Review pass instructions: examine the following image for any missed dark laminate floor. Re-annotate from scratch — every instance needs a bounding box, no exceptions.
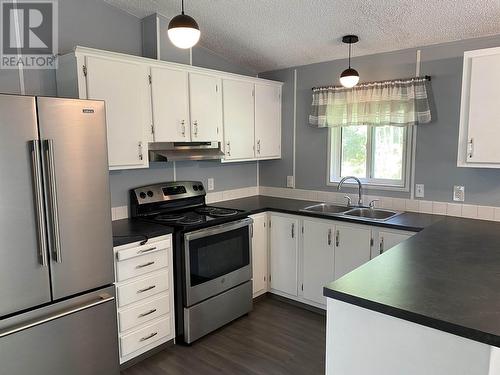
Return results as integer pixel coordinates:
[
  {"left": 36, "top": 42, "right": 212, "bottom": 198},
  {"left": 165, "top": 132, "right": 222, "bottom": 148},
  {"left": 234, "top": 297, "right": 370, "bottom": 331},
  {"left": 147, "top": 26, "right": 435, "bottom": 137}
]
[{"left": 122, "top": 295, "right": 326, "bottom": 375}]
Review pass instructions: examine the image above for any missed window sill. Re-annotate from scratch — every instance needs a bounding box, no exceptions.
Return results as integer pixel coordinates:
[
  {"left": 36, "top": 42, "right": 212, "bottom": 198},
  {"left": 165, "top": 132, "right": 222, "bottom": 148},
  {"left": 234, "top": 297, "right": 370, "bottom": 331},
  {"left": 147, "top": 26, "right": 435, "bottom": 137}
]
[{"left": 327, "top": 180, "right": 409, "bottom": 193}]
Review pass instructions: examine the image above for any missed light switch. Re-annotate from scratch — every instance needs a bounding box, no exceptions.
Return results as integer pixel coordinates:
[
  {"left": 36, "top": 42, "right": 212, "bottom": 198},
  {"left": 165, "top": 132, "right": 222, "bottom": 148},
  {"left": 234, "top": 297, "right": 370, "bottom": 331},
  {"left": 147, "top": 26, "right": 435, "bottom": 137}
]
[{"left": 415, "top": 184, "right": 425, "bottom": 198}]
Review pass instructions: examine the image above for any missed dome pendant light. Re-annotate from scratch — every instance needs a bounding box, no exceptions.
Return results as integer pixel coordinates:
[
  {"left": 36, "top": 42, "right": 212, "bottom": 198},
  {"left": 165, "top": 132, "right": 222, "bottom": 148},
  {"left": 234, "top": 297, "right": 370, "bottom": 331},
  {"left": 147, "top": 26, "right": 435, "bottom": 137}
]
[
  {"left": 340, "top": 35, "right": 360, "bottom": 88},
  {"left": 167, "top": 0, "right": 200, "bottom": 49}
]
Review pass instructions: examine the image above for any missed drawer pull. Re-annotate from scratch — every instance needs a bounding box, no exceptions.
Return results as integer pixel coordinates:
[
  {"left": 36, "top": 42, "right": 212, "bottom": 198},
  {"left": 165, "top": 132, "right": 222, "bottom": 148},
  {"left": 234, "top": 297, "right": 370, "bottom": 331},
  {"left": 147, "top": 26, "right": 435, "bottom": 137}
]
[
  {"left": 138, "top": 308, "right": 157, "bottom": 318},
  {"left": 138, "top": 247, "right": 157, "bottom": 254},
  {"left": 137, "top": 285, "right": 156, "bottom": 294},
  {"left": 140, "top": 331, "right": 158, "bottom": 342},
  {"left": 136, "top": 261, "right": 155, "bottom": 269}
]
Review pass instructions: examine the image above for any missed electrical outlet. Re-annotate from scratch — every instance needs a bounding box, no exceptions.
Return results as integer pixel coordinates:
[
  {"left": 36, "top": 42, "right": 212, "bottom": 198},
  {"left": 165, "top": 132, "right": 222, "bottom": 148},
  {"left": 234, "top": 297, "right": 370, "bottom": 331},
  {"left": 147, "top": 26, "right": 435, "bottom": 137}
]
[
  {"left": 415, "top": 184, "right": 425, "bottom": 198},
  {"left": 207, "top": 178, "right": 215, "bottom": 191},
  {"left": 453, "top": 185, "right": 465, "bottom": 202},
  {"left": 286, "top": 176, "right": 295, "bottom": 188}
]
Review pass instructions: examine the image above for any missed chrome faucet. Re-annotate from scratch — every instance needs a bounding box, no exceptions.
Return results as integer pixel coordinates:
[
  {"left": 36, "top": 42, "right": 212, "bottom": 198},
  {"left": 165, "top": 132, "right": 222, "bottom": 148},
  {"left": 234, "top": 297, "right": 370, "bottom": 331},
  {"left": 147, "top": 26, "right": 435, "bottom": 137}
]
[{"left": 337, "top": 176, "right": 363, "bottom": 207}]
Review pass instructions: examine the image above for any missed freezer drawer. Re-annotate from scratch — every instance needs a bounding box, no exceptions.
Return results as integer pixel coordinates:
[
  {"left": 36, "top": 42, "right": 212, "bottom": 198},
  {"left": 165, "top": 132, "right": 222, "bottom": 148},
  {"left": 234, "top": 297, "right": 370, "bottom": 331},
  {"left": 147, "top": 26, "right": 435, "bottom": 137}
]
[{"left": 0, "top": 286, "right": 119, "bottom": 375}]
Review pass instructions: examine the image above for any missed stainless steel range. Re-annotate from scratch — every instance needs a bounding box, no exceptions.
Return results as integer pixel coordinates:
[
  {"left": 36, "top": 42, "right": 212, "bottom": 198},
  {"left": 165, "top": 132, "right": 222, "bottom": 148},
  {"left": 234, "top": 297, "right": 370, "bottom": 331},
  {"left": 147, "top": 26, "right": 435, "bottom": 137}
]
[{"left": 130, "top": 181, "right": 253, "bottom": 344}]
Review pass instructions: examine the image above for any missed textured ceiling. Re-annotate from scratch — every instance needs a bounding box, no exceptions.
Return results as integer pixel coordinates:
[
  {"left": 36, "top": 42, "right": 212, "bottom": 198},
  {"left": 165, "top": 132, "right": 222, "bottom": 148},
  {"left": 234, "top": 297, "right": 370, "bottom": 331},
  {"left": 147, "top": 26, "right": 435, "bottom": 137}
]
[{"left": 104, "top": 0, "right": 500, "bottom": 72}]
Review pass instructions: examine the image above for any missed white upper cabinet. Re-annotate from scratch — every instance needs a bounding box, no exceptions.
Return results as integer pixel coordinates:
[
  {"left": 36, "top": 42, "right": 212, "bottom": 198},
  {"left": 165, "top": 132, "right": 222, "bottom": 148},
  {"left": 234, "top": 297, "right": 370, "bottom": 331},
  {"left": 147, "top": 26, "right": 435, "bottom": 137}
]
[
  {"left": 189, "top": 73, "right": 221, "bottom": 142},
  {"left": 56, "top": 47, "right": 282, "bottom": 169},
  {"left": 302, "top": 219, "right": 334, "bottom": 306},
  {"left": 150, "top": 67, "right": 190, "bottom": 142},
  {"left": 255, "top": 83, "right": 281, "bottom": 159},
  {"left": 84, "top": 56, "right": 150, "bottom": 170},
  {"left": 222, "top": 79, "right": 255, "bottom": 160},
  {"left": 334, "top": 224, "right": 371, "bottom": 280},
  {"left": 458, "top": 47, "right": 500, "bottom": 168}
]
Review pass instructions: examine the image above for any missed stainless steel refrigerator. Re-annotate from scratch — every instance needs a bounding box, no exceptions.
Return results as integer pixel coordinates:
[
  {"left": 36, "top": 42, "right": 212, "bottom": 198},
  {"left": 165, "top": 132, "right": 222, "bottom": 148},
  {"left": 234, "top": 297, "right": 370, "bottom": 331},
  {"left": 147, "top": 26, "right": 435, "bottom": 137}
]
[{"left": 0, "top": 94, "right": 119, "bottom": 374}]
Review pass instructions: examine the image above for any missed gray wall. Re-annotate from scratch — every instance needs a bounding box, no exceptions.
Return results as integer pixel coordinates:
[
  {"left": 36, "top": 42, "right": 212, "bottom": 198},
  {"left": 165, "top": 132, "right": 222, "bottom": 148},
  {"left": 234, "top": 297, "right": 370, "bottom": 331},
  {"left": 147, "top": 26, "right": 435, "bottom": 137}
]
[
  {"left": 0, "top": 0, "right": 258, "bottom": 208},
  {"left": 260, "top": 35, "right": 500, "bottom": 206}
]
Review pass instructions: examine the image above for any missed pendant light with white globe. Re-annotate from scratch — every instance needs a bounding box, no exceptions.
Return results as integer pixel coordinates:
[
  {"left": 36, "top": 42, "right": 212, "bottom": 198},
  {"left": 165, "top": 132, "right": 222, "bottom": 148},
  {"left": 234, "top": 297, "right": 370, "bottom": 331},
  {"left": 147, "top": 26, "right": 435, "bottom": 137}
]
[
  {"left": 167, "top": 0, "right": 200, "bottom": 49},
  {"left": 340, "top": 35, "right": 360, "bottom": 88}
]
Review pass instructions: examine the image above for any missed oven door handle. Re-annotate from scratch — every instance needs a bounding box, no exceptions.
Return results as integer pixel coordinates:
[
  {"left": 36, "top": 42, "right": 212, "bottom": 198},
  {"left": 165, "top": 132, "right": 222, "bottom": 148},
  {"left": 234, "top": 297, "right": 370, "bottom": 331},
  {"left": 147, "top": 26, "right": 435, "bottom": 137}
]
[{"left": 183, "top": 218, "right": 254, "bottom": 241}]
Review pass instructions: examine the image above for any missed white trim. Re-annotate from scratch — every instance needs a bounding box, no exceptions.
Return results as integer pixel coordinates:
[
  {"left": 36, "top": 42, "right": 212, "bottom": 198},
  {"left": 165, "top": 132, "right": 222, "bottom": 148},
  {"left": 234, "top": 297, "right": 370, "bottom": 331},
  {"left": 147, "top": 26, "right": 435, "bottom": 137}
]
[
  {"left": 155, "top": 15, "right": 161, "bottom": 60},
  {"left": 257, "top": 160, "right": 260, "bottom": 187},
  {"left": 292, "top": 69, "right": 297, "bottom": 188},
  {"left": 189, "top": 48, "right": 193, "bottom": 65},
  {"left": 411, "top": 50, "right": 421, "bottom": 199},
  {"left": 327, "top": 126, "right": 411, "bottom": 192}
]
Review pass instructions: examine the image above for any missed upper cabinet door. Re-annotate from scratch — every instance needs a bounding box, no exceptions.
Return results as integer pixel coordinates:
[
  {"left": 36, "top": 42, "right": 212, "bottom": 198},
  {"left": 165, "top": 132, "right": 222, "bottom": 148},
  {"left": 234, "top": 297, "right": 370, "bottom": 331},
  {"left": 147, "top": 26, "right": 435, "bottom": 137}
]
[
  {"left": 189, "top": 73, "right": 221, "bottom": 142},
  {"left": 151, "top": 67, "right": 190, "bottom": 142},
  {"left": 85, "top": 56, "right": 150, "bottom": 169},
  {"left": 466, "top": 53, "right": 500, "bottom": 163},
  {"left": 222, "top": 79, "right": 255, "bottom": 160},
  {"left": 255, "top": 84, "right": 281, "bottom": 158}
]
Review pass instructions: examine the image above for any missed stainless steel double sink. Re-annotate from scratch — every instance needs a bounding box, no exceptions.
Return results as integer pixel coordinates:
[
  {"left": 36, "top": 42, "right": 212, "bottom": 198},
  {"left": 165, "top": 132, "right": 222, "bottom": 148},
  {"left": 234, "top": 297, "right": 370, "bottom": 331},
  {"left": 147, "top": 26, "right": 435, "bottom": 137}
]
[{"left": 300, "top": 203, "right": 402, "bottom": 222}]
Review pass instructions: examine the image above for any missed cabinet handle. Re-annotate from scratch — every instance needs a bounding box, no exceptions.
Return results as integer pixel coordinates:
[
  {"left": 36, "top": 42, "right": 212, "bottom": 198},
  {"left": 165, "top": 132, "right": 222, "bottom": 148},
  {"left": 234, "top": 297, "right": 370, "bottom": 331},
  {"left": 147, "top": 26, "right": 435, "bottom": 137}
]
[
  {"left": 467, "top": 138, "right": 474, "bottom": 159},
  {"left": 291, "top": 223, "right": 295, "bottom": 238},
  {"left": 138, "top": 308, "right": 157, "bottom": 318},
  {"left": 136, "top": 261, "right": 155, "bottom": 269},
  {"left": 138, "top": 247, "right": 157, "bottom": 254},
  {"left": 335, "top": 230, "right": 340, "bottom": 247},
  {"left": 193, "top": 120, "right": 198, "bottom": 137},
  {"left": 137, "top": 285, "right": 156, "bottom": 294},
  {"left": 138, "top": 141, "right": 143, "bottom": 161},
  {"left": 257, "top": 139, "right": 261, "bottom": 154},
  {"left": 139, "top": 331, "right": 158, "bottom": 342},
  {"left": 328, "top": 228, "right": 332, "bottom": 246},
  {"left": 181, "top": 120, "right": 186, "bottom": 137},
  {"left": 226, "top": 141, "right": 231, "bottom": 156},
  {"left": 380, "top": 237, "right": 385, "bottom": 254}
]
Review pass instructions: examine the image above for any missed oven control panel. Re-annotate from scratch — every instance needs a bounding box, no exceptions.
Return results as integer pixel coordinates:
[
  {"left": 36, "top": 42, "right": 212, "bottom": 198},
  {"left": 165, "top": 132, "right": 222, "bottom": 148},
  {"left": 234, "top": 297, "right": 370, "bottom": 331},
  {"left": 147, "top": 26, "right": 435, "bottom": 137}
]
[{"left": 131, "top": 181, "right": 206, "bottom": 204}]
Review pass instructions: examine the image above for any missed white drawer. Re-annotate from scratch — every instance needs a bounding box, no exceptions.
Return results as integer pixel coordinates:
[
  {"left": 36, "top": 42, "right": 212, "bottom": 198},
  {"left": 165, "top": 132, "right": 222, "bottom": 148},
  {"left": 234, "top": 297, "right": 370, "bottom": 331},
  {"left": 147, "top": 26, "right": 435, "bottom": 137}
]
[
  {"left": 116, "top": 238, "right": 171, "bottom": 262},
  {"left": 117, "top": 270, "right": 169, "bottom": 307},
  {"left": 116, "top": 249, "right": 168, "bottom": 282},
  {"left": 120, "top": 316, "right": 171, "bottom": 357},
  {"left": 118, "top": 293, "right": 171, "bottom": 332}
]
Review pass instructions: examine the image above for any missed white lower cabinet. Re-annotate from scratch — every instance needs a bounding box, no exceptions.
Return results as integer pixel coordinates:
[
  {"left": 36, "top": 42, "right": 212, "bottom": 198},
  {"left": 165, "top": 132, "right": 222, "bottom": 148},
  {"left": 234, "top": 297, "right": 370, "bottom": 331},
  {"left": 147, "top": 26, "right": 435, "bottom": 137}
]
[
  {"left": 334, "top": 224, "right": 372, "bottom": 280},
  {"left": 250, "top": 213, "right": 269, "bottom": 297},
  {"left": 302, "top": 219, "right": 335, "bottom": 306},
  {"left": 256, "top": 212, "right": 416, "bottom": 309},
  {"left": 270, "top": 214, "right": 299, "bottom": 297},
  {"left": 375, "top": 229, "right": 414, "bottom": 257},
  {"left": 114, "top": 235, "right": 175, "bottom": 364}
]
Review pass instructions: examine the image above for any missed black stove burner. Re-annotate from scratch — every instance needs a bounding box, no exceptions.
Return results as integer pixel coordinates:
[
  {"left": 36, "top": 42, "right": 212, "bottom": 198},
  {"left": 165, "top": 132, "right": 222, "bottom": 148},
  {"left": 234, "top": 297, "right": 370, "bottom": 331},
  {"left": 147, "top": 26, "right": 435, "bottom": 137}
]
[
  {"left": 155, "top": 213, "right": 186, "bottom": 222},
  {"left": 195, "top": 206, "right": 239, "bottom": 218},
  {"left": 177, "top": 216, "right": 204, "bottom": 225}
]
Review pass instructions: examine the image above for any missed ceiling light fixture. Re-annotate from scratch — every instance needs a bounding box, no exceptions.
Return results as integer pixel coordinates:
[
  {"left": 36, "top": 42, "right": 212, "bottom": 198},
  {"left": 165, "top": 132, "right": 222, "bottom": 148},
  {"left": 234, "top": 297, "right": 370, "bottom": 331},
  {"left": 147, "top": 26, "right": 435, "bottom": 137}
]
[
  {"left": 167, "top": 0, "right": 200, "bottom": 49},
  {"left": 340, "top": 35, "right": 360, "bottom": 88}
]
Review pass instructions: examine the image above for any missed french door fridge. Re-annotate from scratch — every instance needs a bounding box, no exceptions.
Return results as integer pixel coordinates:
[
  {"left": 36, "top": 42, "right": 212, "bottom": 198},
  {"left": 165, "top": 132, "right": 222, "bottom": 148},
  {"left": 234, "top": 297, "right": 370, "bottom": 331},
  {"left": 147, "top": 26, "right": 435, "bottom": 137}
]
[{"left": 0, "top": 94, "right": 119, "bottom": 374}]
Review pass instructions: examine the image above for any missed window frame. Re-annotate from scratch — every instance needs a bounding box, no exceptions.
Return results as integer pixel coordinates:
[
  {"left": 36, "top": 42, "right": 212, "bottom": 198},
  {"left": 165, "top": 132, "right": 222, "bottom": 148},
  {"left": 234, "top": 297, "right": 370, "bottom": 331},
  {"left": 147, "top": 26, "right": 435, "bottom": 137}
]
[{"left": 327, "top": 125, "right": 413, "bottom": 192}]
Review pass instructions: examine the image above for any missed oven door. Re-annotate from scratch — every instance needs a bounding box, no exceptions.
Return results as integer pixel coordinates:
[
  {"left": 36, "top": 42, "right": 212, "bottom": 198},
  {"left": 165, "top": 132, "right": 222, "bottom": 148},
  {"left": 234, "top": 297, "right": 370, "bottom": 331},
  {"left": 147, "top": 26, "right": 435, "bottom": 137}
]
[{"left": 184, "top": 218, "right": 253, "bottom": 306}]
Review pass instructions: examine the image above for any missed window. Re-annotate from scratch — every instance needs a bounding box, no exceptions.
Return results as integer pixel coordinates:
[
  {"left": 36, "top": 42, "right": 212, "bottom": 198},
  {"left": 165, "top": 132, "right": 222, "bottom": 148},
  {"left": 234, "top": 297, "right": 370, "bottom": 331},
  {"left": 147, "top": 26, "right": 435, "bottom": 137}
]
[{"left": 329, "top": 125, "right": 411, "bottom": 190}]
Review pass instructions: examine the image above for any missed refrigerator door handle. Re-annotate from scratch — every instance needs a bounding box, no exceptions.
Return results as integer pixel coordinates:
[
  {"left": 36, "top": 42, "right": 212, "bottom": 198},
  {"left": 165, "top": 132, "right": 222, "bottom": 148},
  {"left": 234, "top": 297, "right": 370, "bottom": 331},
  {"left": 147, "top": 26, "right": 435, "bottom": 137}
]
[
  {"left": 0, "top": 293, "right": 114, "bottom": 339},
  {"left": 43, "top": 139, "right": 62, "bottom": 263},
  {"left": 30, "top": 140, "right": 48, "bottom": 267}
]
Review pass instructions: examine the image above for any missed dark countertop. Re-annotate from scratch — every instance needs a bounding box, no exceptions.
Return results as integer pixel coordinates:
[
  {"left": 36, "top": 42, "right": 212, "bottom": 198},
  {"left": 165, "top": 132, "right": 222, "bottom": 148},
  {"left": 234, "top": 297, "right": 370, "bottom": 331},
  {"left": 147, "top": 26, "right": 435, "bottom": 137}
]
[
  {"left": 323, "top": 217, "right": 500, "bottom": 348},
  {"left": 216, "top": 195, "right": 444, "bottom": 232},
  {"left": 112, "top": 218, "right": 174, "bottom": 247}
]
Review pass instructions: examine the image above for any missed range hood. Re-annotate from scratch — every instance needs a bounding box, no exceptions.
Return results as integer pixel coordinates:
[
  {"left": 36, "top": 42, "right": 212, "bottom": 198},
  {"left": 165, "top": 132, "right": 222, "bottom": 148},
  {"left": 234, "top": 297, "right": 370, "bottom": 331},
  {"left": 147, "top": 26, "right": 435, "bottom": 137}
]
[{"left": 149, "top": 142, "right": 225, "bottom": 162}]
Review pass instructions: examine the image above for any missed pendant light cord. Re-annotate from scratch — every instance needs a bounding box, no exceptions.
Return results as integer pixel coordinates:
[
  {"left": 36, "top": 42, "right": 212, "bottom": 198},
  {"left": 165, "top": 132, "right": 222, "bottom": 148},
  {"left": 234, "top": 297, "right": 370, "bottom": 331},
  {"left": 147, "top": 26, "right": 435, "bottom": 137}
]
[
  {"left": 348, "top": 42, "right": 351, "bottom": 69},
  {"left": 181, "top": 0, "right": 185, "bottom": 14}
]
